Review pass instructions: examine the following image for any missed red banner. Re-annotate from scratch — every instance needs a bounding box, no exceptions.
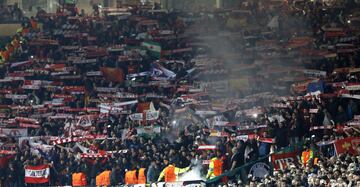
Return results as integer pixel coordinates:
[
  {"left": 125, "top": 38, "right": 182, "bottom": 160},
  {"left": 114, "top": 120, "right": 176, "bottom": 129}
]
[
  {"left": 0, "top": 155, "right": 14, "bottom": 168},
  {"left": 25, "top": 165, "right": 50, "bottom": 184},
  {"left": 334, "top": 137, "right": 360, "bottom": 155},
  {"left": 100, "top": 67, "right": 124, "bottom": 83},
  {"left": 271, "top": 151, "right": 300, "bottom": 170}
]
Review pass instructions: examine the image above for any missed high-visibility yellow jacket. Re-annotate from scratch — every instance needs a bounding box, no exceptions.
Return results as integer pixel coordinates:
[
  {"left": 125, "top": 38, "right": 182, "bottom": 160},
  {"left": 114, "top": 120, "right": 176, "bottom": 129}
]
[
  {"left": 206, "top": 157, "right": 223, "bottom": 179},
  {"left": 301, "top": 149, "right": 314, "bottom": 166},
  {"left": 157, "top": 165, "right": 189, "bottom": 182}
]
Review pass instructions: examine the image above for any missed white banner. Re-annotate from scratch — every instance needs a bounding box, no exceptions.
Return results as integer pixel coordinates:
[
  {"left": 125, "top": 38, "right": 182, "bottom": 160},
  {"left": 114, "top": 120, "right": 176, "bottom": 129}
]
[
  {"left": 5, "top": 94, "right": 28, "bottom": 100},
  {"left": 86, "top": 71, "right": 102, "bottom": 76},
  {"left": 303, "top": 69, "right": 327, "bottom": 77},
  {"left": 129, "top": 111, "right": 159, "bottom": 121},
  {"left": 25, "top": 167, "right": 50, "bottom": 178},
  {"left": 345, "top": 84, "right": 360, "bottom": 91}
]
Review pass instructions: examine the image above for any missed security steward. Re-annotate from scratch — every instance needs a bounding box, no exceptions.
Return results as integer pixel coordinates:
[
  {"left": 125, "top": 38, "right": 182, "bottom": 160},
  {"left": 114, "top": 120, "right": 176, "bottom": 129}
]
[
  {"left": 96, "top": 167, "right": 111, "bottom": 186},
  {"left": 125, "top": 166, "right": 138, "bottom": 185},
  {"left": 206, "top": 151, "right": 223, "bottom": 179},
  {"left": 137, "top": 167, "right": 147, "bottom": 184},
  {"left": 301, "top": 145, "right": 317, "bottom": 167},
  {"left": 157, "top": 159, "right": 190, "bottom": 182},
  {"left": 72, "top": 167, "right": 87, "bottom": 186}
]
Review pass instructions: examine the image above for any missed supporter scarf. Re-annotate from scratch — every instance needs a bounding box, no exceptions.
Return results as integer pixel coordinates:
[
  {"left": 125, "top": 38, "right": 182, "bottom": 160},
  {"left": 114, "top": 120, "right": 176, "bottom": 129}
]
[
  {"left": 48, "top": 114, "right": 74, "bottom": 119},
  {"left": 258, "top": 137, "right": 275, "bottom": 144},
  {"left": 309, "top": 125, "right": 333, "bottom": 131},
  {"left": 30, "top": 112, "right": 53, "bottom": 119},
  {"left": 126, "top": 72, "right": 151, "bottom": 79},
  {"left": 58, "top": 75, "right": 82, "bottom": 80},
  {"left": 52, "top": 94, "right": 74, "bottom": 101},
  {"left": 73, "top": 58, "right": 97, "bottom": 64},
  {"left": 80, "top": 153, "right": 110, "bottom": 158},
  {"left": 25, "top": 165, "right": 50, "bottom": 184},
  {"left": 10, "top": 60, "right": 32, "bottom": 68},
  {"left": 345, "top": 83, "right": 360, "bottom": 91},
  {"left": 5, "top": 94, "right": 28, "bottom": 100},
  {"left": 22, "top": 84, "right": 41, "bottom": 90},
  {"left": 19, "top": 123, "right": 41, "bottom": 128},
  {"left": 143, "top": 93, "right": 167, "bottom": 99},
  {"left": 86, "top": 71, "right": 102, "bottom": 76},
  {"left": 51, "top": 135, "right": 107, "bottom": 145},
  {"left": 10, "top": 105, "right": 32, "bottom": 111},
  {"left": 197, "top": 145, "right": 217, "bottom": 150},
  {"left": 96, "top": 87, "right": 120, "bottom": 92},
  {"left": 347, "top": 121, "right": 360, "bottom": 126},
  {"left": 99, "top": 104, "right": 123, "bottom": 114},
  {"left": 114, "top": 92, "right": 138, "bottom": 99},
  {"left": 50, "top": 71, "right": 70, "bottom": 76},
  {"left": 15, "top": 117, "right": 39, "bottom": 124},
  {"left": 316, "top": 140, "right": 336, "bottom": 146}
]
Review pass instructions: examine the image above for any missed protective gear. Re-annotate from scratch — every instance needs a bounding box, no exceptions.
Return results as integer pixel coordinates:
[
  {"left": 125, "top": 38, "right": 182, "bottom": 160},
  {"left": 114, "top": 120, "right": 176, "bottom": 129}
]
[
  {"left": 137, "top": 168, "right": 146, "bottom": 184},
  {"left": 157, "top": 164, "right": 190, "bottom": 182},
  {"left": 206, "top": 157, "right": 223, "bottom": 179},
  {"left": 301, "top": 149, "right": 314, "bottom": 167},
  {"left": 125, "top": 170, "right": 138, "bottom": 184},
  {"left": 96, "top": 170, "right": 111, "bottom": 186},
  {"left": 72, "top": 172, "right": 87, "bottom": 186}
]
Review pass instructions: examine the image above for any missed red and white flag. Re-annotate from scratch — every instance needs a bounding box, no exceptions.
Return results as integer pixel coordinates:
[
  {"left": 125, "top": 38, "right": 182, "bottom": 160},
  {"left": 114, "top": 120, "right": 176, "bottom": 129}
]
[{"left": 25, "top": 165, "right": 50, "bottom": 184}]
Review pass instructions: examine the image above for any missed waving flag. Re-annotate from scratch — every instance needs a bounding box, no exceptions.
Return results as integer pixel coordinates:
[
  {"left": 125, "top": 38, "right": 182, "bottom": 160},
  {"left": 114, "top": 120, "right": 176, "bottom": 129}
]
[
  {"left": 100, "top": 67, "right": 124, "bottom": 83},
  {"left": 25, "top": 165, "right": 50, "bottom": 184},
  {"left": 142, "top": 41, "right": 161, "bottom": 59},
  {"left": 151, "top": 63, "right": 176, "bottom": 80},
  {"left": 334, "top": 137, "right": 360, "bottom": 155}
]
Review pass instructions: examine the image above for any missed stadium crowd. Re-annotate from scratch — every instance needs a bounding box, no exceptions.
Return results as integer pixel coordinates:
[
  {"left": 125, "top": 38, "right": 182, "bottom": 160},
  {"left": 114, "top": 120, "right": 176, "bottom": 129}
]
[
  {"left": 0, "top": 0, "right": 360, "bottom": 186},
  {"left": 0, "top": 2, "right": 23, "bottom": 23}
]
